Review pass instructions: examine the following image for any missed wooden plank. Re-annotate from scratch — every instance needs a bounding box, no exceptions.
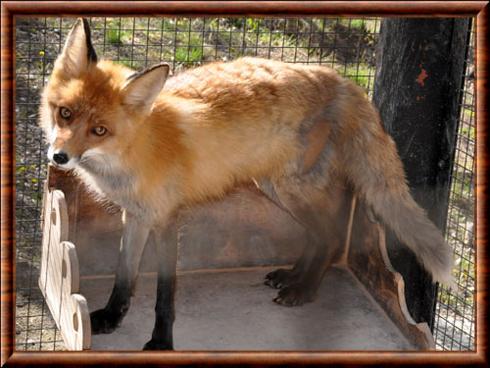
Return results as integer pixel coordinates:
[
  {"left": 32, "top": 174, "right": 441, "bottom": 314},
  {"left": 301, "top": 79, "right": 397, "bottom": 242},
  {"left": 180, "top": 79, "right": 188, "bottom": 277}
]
[
  {"left": 38, "top": 188, "right": 90, "bottom": 350},
  {"left": 347, "top": 199, "right": 435, "bottom": 350},
  {"left": 39, "top": 190, "right": 69, "bottom": 323}
]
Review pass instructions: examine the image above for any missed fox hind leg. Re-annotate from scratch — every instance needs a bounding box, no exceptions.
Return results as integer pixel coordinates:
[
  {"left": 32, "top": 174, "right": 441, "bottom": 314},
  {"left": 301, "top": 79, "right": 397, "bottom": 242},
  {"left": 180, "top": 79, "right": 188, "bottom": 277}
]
[
  {"left": 273, "top": 232, "right": 335, "bottom": 306},
  {"left": 263, "top": 176, "right": 349, "bottom": 306},
  {"left": 264, "top": 245, "right": 309, "bottom": 289},
  {"left": 256, "top": 179, "right": 308, "bottom": 289}
]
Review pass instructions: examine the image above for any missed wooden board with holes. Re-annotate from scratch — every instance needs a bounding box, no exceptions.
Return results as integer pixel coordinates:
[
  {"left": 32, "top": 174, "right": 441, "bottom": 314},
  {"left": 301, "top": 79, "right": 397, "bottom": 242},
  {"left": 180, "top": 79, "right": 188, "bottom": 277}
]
[{"left": 38, "top": 186, "right": 91, "bottom": 351}]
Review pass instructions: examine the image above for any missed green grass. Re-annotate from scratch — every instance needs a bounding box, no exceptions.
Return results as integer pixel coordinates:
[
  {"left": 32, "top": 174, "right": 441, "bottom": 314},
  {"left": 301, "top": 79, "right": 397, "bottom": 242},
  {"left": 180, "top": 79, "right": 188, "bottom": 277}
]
[
  {"left": 106, "top": 28, "right": 132, "bottom": 45},
  {"left": 106, "top": 29, "right": 121, "bottom": 44},
  {"left": 340, "top": 65, "right": 375, "bottom": 90},
  {"left": 350, "top": 19, "right": 365, "bottom": 29},
  {"left": 175, "top": 32, "right": 204, "bottom": 65},
  {"left": 85, "top": 17, "right": 377, "bottom": 79},
  {"left": 175, "top": 46, "right": 203, "bottom": 64},
  {"left": 246, "top": 19, "right": 261, "bottom": 33}
]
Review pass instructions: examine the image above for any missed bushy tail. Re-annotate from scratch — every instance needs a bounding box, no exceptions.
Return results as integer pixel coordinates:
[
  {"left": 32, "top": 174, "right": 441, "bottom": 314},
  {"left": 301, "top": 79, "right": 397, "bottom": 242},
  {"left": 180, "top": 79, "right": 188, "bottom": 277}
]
[
  {"left": 338, "top": 83, "right": 454, "bottom": 285},
  {"left": 363, "top": 173, "right": 454, "bottom": 285}
]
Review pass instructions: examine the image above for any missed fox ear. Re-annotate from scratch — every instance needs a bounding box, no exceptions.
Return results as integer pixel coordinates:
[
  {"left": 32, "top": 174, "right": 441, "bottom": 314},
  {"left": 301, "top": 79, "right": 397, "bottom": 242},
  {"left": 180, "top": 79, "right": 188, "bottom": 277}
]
[
  {"left": 121, "top": 63, "right": 170, "bottom": 112},
  {"left": 54, "top": 18, "right": 97, "bottom": 78}
]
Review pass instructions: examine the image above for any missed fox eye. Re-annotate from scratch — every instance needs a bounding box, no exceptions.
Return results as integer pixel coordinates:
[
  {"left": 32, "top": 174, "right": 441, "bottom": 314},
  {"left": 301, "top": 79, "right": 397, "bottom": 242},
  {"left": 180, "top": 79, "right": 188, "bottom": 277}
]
[
  {"left": 59, "top": 107, "right": 72, "bottom": 120},
  {"left": 92, "top": 126, "right": 107, "bottom": 136}
]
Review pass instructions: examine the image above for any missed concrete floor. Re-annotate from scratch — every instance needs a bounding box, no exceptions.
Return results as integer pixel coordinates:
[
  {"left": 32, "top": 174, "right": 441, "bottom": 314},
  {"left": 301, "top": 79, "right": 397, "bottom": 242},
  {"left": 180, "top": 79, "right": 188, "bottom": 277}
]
[{"left": 82, "top": 266, "right": 413, "bottom": 351}]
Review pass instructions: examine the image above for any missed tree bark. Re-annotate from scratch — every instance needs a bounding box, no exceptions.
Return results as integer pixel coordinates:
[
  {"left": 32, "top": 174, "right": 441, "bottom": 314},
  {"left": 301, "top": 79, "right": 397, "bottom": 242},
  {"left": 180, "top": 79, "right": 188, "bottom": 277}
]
[{"left": 373, "top": 18, "right": 471, "bottom": 327}]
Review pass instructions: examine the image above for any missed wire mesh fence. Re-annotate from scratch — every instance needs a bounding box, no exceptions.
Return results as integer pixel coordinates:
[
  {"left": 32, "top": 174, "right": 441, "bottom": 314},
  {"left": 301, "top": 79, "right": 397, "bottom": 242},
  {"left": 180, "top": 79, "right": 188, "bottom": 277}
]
[
  {"left": 433, "top": 25, "right": 476, "bottom": 351},
  {"left": 14, "top": 16, "right": 473, "bottom": 351},
  {"left": 15, "top": 17, "right": 65, "bottom": 351}
]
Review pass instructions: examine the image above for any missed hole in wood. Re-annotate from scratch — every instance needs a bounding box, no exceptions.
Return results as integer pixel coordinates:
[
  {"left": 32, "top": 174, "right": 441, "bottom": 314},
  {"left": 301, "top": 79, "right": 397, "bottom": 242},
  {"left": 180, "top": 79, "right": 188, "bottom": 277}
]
[
  {"left": 62, "top": 259, "right": 67, "bottom": 279},
  {"left": 73, "top": 312, "right": 78, "bottom": 332},
  {"left": 51, "top": 208, "right": 57, "bottom": 225}
]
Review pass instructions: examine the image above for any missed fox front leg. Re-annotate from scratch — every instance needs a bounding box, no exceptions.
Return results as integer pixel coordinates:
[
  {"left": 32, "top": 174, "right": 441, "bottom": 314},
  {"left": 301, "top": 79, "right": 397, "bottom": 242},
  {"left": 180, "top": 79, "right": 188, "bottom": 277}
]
[
  {"left": 143, "top": 222, "right": 178, "bottom": 350},
  {"left": 90, "top": 210, "right": 150, "bottom": 334}
]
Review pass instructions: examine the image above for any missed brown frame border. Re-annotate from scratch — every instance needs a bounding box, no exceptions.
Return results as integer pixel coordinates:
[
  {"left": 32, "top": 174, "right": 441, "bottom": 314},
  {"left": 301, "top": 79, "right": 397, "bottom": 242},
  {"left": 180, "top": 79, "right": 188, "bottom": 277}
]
[{"left": 1, "top": 1, "right": 488, "bottom": 366}]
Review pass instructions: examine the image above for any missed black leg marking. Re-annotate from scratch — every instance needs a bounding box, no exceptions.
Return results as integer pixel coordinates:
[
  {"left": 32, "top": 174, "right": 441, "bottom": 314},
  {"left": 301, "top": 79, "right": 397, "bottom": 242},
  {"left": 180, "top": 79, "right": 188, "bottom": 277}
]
[
  {"left": 273, "top": 282, "right": 317, "bottom": 306},
  {"left": 90, "top": 282, "right": 132, "bottom": 334},
  {"left": 264, "top": 239, "right": 312, "bottom": 289},
  {"left": 272, "top": 233, "right": 326, "bottom": 306},
  {"left": 265, "top": 268, "right": 297, "bottom": 289},
  {"left": 143, "top": 225, "right": 178, "bottom": 350},
  {"left": 90, "top": 211, "right": 150, "bottom": 335}
]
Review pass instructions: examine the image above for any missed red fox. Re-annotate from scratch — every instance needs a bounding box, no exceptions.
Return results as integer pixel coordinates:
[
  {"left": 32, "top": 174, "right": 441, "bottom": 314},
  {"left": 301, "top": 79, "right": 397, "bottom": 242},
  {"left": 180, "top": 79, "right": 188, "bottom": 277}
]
[{"left": 40, "top": 19, "right": 454, "bottom": 350}]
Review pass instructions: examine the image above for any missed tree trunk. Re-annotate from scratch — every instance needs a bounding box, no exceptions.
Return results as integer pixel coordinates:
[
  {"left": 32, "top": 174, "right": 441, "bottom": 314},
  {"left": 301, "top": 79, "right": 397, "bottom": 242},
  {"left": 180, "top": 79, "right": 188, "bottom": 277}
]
[{"left": 373, "top": 18, "right": 471, "bottom": 327}]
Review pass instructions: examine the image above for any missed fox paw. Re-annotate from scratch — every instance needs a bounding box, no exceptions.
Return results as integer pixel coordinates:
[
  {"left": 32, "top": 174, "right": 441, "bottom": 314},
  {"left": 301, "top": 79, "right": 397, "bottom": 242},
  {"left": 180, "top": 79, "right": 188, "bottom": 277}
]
[
  {"left": 273, "top": 284, "right": 316, "bottom": 307},
  {"left": 90, "top": 309, "right": 123, "bottom": 334},
  {"left": 264, "top": 268, "right": 298, "bottom": 289},
  {"left": 143, "top": 339, "right": 173, "bottom": 350}
]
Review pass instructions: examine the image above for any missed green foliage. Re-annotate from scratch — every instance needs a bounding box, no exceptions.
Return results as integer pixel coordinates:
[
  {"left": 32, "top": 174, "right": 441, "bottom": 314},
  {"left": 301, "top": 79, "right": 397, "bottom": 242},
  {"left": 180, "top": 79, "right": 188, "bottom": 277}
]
[
  {"left": 175, "top": 32, "right": 204, "bottom": 65},
  {"left": 340, "top": 65, "right": 374, "bottom": 90},
  {"left": 175, "top": 46, "right": 203, "bottom": 64},
  {"left": 349, "top": 74, "right": 370, "bottom": 89},
  {"left": 350, "top": 19, "right": 365, "bottom": 29},
  {"left": 246, "top": 19, "right": 261, "bottom": 32},
  {"left": 106, "top": 29, "right": 121, "bottom": 45},
  {"left": 106, "top": 28, "right": 132, "bottom": 45}
]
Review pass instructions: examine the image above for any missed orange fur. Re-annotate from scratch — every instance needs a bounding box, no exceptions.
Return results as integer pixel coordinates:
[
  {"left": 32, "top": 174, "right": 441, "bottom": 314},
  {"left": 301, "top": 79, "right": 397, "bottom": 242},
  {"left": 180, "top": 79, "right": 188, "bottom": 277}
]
[
  {"left": 41, "top": 56, "right": 343, "bottom": 213},
  {"left": 40, "top": 20, "right": 454, "bottom": 286}
]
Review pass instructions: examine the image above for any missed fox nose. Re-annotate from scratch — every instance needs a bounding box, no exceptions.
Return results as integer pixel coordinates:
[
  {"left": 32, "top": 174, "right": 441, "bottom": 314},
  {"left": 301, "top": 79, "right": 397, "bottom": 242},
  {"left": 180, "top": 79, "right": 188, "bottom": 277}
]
[{"left": 53, "top": 152, "right": 69, "bottom": 165}]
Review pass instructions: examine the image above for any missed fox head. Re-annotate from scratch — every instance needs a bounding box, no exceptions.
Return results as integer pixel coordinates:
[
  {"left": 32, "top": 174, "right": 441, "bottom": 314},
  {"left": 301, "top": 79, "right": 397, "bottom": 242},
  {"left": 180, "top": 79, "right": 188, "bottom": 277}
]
[{"left": 39, "top": 18, "right": 170, "bottom": 174}]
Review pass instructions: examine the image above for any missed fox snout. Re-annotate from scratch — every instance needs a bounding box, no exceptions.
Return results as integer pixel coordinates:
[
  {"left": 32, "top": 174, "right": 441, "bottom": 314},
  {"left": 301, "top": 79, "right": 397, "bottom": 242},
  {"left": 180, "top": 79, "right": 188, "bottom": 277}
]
[
  {"left": 47, "top": 145, "right": 76, "bottom": 170},
  {"left": 52, "top": 151, "right": 69, "bottom": 165}
]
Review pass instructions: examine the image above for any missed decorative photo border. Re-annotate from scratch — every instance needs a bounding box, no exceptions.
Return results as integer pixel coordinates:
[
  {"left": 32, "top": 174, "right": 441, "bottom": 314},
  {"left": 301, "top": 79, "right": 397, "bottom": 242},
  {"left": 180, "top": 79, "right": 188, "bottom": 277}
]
[{"left": 1, "top": 1, "right": 488, "bottom": 366}]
